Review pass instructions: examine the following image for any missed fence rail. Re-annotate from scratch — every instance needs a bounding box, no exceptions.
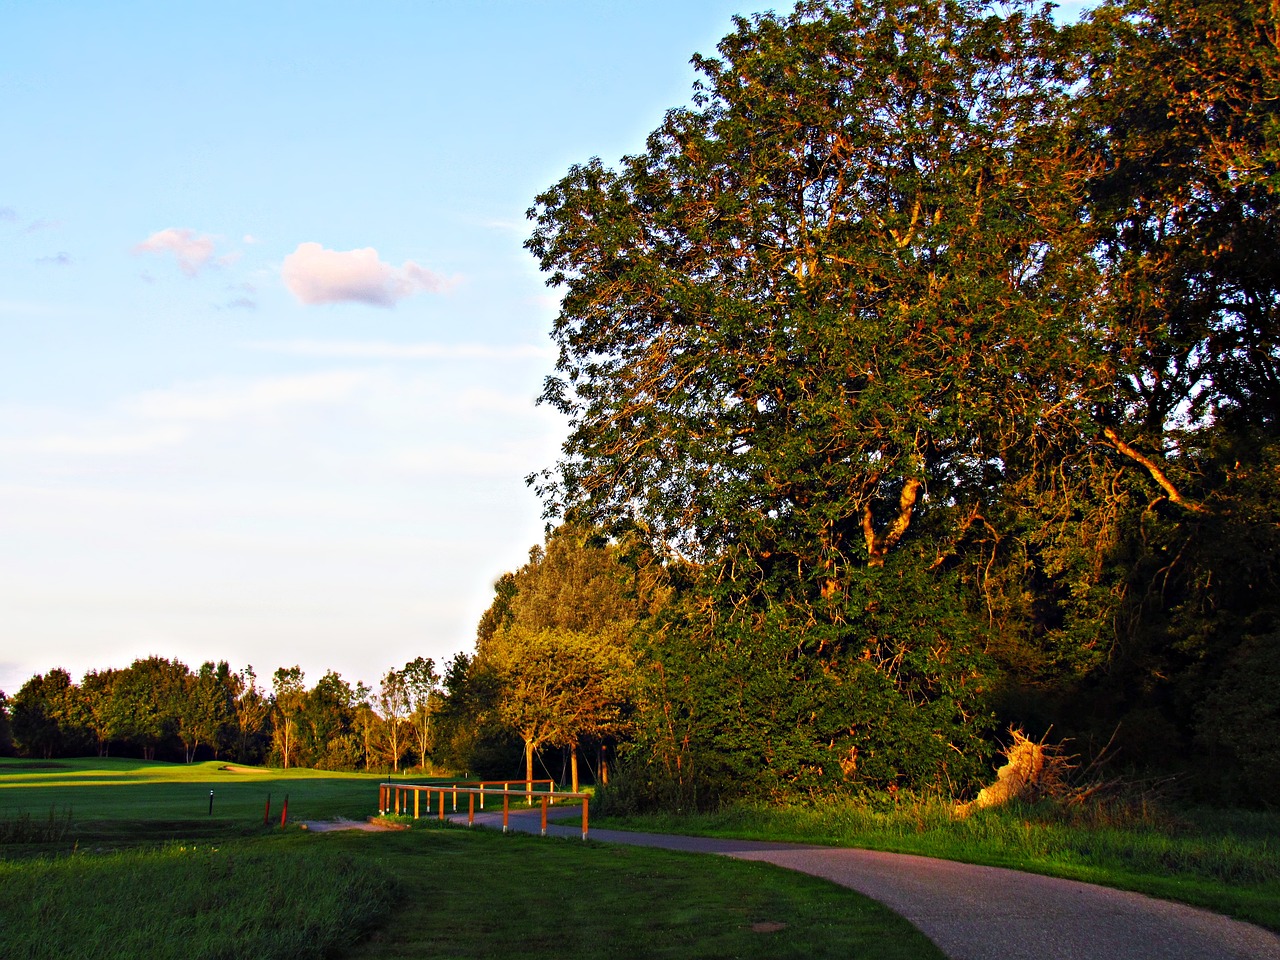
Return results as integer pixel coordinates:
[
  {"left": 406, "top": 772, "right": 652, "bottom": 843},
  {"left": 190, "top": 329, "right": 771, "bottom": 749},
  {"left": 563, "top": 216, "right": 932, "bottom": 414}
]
[{"left": 378, "top": 781, "right": 590, "bottom": 839}]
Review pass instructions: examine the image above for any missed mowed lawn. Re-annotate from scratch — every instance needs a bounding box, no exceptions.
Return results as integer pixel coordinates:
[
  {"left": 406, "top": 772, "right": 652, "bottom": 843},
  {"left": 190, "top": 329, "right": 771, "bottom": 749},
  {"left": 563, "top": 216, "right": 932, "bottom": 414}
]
[
  {"left": 0, "top": 758, "right": 944, "bottom": 960},
  {"left": 0, "top": 757, "right": 386, "bottom": 843}
]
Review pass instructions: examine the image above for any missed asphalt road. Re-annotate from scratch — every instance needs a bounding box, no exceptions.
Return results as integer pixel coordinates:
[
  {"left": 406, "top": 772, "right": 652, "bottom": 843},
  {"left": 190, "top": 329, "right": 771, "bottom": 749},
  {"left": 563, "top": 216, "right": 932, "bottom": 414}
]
[{"left": 449, "top": 807, "right": 1280, "bottom": 960}]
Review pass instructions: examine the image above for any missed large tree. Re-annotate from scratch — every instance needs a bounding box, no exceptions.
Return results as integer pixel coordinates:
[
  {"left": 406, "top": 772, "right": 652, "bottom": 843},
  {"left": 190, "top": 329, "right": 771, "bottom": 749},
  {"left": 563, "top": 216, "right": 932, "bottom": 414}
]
[
  {"left": 527, "top": 0, "right": 1102, "bottom": 797},
  {"left": 528, "top": 0, "right": 1101, "bottom": 576}
]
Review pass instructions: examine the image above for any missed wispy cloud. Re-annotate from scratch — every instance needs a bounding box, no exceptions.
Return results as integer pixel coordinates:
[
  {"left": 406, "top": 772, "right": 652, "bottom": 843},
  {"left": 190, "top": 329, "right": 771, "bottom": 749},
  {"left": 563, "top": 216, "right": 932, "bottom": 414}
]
[
  {"left": 246, "top": 339, "right": 553, "bottom": 361},
  {"left": 37, "top": 252, "right": 72, "bottom": 266},
  {"left": 0, "top": 207, "right": 17, "bottom": 221},
  {"left": 126, "top": 370, "right": 370, "bottom": 422},
  {"left": 281, "top": 242, "right": 454, "bottom": 307},
  {"left": 35, "top": 426, "right": 190, "bottom": 456},
  {"left": 134, "top": 227, "right": 222, "bottom": 276}
]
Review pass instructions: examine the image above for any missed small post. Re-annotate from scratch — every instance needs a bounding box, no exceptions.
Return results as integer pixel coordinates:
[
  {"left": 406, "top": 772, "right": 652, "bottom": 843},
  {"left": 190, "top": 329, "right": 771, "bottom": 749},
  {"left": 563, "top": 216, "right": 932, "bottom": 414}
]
[
  {"left": 582, "top": 796, "right": 588, "bottom": 841},
  {"left": 438, "top": 789, "right": 445, "bottom": 821},
  {"left": 480, "top": 784, "right": 485, "bottom": 810},
  {"left": 280, "top": 793, "right": 289, "bottom": 828},
  {"left": 540, "top": 794, "right": 548, "bottom": 836},
  {"left": 452, "top": 786, "right": 458, "bottom": 812},
  {"left": 468, "top": 791, "right": 475, "bottom": 828},
  {"left": 208, "top": 789, "right": 214, "bottom": 816},
  {"left": 502, "top": 793, "right": 509, "bottom": 833},
  {"left": 414, "top": 788, "right": 420, "bottom": 820},
  {"left": 264, "top": 792, "right": 271, "bottom": 825}
]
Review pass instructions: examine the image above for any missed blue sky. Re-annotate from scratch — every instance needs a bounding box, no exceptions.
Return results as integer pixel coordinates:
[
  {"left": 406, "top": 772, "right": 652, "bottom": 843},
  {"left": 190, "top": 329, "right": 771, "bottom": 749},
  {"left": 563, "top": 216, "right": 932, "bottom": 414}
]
[{"left": 0, "top": 0, "right": 1092, "bottom": 697}]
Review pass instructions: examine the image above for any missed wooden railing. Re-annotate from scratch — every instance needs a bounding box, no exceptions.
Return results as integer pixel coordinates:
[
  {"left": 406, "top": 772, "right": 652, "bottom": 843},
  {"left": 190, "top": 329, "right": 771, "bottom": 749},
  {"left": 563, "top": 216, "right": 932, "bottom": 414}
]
[{"left": 378, "top": 781, "right": 590, "bottom": 839}]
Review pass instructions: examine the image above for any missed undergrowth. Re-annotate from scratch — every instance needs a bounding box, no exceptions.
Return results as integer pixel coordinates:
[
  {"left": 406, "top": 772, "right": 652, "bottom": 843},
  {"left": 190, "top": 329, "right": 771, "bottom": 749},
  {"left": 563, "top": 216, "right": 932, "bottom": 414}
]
[{"left": 0, "top": 807, "right": 73, "bottom": 844}]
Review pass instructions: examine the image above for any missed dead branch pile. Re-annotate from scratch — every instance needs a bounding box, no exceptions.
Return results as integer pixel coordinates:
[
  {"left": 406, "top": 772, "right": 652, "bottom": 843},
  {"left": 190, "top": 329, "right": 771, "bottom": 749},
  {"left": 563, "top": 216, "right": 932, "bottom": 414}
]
[{"left": 957, "top": 728, "right": 1086, "bottom": 816}]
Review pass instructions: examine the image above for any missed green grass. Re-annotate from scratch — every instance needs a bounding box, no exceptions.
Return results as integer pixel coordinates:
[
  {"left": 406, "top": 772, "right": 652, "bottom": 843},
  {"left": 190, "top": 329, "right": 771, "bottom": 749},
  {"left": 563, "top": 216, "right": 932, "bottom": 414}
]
[
  {"left": 596, "top": 798, "right": 1280, "bottom": 932},
  {"left": 0, "top": 838, "right": 391, "bottom": 960},
  {"left": 0, "top": 758, "right": 942, "bottom": 959},
  {"left": 335, "top": 824, "right": 942, "bottom": 959}
]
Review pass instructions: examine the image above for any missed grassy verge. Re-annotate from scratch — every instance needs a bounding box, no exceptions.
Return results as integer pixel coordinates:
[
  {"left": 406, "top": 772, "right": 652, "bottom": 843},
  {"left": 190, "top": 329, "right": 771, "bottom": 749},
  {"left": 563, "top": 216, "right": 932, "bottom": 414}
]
[
  {"left": 595, "top": 799, "right": 1280, "bottom": 931},
  {"left": 0, "top": 837, "right": 390, "bottom": 960},
  {"left": 0, "top": 758, "right": 943, "bottom": 960}
]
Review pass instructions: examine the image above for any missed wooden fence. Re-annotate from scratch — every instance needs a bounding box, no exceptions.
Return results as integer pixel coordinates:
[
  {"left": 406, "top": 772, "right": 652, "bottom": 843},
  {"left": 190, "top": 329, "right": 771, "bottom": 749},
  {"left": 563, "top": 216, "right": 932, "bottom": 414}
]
[{"left": 378, "top": 780, "right": 590, "bottom": 839}]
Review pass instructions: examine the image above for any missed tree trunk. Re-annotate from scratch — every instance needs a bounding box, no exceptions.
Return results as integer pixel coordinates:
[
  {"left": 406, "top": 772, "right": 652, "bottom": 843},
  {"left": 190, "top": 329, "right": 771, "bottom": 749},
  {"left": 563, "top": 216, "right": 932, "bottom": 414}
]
[{"left": 525, "top": 737, "right": 535, "bottom": 802}]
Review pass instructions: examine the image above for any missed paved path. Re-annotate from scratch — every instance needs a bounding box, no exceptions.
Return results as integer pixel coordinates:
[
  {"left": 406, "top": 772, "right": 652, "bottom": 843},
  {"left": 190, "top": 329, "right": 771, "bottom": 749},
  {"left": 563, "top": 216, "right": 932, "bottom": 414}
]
[{"left": 449, "top": 808, "right": 1280, "bottom": 960}]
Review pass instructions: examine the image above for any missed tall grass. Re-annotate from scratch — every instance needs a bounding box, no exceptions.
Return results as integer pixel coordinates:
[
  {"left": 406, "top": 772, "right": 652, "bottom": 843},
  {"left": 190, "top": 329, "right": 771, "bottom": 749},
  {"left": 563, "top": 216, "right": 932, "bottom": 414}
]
[
  {"left": 0, "top": 807, "right": 72, "bottom": 844},
  {"left": 0, "top": 839, "right": 390, "bottom": 960}
]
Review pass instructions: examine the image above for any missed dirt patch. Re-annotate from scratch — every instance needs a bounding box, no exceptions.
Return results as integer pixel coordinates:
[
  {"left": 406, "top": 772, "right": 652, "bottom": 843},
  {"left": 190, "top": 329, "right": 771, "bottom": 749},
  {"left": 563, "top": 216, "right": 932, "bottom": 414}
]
[{"left": 298, "top": 818, "right": 408, "bottom": 833}]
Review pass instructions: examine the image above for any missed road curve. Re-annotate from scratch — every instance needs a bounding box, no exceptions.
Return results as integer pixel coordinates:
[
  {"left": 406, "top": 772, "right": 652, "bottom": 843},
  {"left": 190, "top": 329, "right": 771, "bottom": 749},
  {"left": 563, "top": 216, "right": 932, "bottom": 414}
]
[{"left": 449, "top": 808, "right": 1280, "bottom": 960}]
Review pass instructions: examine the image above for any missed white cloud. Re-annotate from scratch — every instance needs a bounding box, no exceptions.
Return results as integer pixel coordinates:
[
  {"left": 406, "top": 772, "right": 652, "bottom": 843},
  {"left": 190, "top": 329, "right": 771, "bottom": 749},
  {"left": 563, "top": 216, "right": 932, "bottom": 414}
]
[
  {"left": 134, "top": 227, "right": 218, "bottom": 276},
  {"left": 246, "top": 339, "right": 553, "bottom": 361},
  {"left": 281, "top": 242, "right": 453, "bottom": 307}
]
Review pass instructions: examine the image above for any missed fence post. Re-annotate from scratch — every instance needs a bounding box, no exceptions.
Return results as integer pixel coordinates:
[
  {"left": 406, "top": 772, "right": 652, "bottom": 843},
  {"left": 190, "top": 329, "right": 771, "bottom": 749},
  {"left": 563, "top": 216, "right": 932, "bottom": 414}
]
[
  {"left": 414, "top": 788, "right": 420, "bottom": 819},
  {"left": 540, "top": 795, "right": 548, "bottom": 836},
  {"left": 468, "top": 791, "right": 475, "bottom": 828},
  {"left": 502, "top": 793, "right": 509, "bottom": 833},
  {"left": 280, "top": 794, "right": 289, "bottom": 828},
  {"left": 582, "top": 796, "right": 588, "bottom": 841},
  {"left": 438, "top": 789, "right": 445, "bottom": 821}
]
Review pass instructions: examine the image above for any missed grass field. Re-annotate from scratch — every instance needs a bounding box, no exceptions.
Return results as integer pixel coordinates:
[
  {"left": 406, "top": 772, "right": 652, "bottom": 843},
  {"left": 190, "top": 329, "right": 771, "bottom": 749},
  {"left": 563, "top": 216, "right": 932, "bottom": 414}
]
[
  {"left": 0, "top": 758, "right": 943, "bottom": 960},
  {"left": 596, "top": 798, "right": 1280, "bottom": 932}
]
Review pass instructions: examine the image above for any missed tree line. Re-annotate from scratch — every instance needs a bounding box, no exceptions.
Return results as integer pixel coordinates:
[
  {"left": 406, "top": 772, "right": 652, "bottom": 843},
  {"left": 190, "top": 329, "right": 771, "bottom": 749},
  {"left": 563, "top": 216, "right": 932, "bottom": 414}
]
[{"left": 0, "top": 657, "right": 441, "bottom": 772}]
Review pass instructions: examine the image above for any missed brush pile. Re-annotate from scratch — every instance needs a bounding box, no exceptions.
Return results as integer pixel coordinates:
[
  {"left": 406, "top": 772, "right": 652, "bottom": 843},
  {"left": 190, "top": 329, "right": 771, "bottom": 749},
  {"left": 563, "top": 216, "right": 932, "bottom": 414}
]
[{"left": 957, "top": 728, "right": 1104, "bottom": 816}]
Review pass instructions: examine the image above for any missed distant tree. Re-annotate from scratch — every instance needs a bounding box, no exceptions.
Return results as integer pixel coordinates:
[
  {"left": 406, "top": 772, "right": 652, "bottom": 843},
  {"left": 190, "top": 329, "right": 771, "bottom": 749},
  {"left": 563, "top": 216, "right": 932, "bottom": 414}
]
[
  {"left": 229, "top": 666, "right": 271, "bottom": 764},
  {"left": 12, "top": 670, "right": 76, "bottom": 759},
  {"left": 403, "top": 657, "right": 440, "bottom": 771},
  {"left": 353, "top": 681, "right": 376, "bottom": 771},
  {"left": 0, "top": 690, "right": 12, "bottom": 757},
  {"left": 376, "top": 667, "right": 411, "bottom": 772},
  {"left": 302, "top": 670, "right": 362, "bottom": 770},
  {"left": 431, "top": 652, "right": 514, "bottom": 777},
  {"left": 75, "top": 669, "right": 122, "bottom": 757},
  {"left": 113, "top": 658, "right": 189, "bottom": 761},
  {"left": 178, "top": 662, "right": 235, "bottom": 763},
  {"left": 271, "top": 666, "right": 306, "bottom": 769}
]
